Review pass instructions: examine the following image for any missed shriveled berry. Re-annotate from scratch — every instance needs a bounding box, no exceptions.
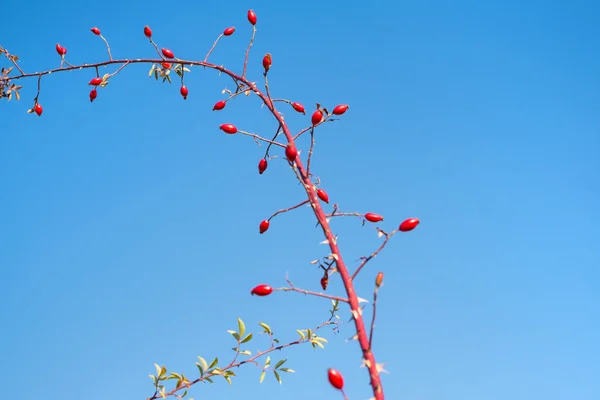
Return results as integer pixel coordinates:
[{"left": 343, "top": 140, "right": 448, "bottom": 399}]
[
  {"left": 247, "top": 9, "right": 257, "bottom": 25},
  {"left": 327, "top": 368, "right": 344, "bottom": 390},
  {"left": 258, "top": 158, "right": 268, "bottom": 174},
  {"left": 399, "top": 218, "right": 420, "bottom": 232},
  {"left": 259, "top": 220, "right": 270, "bottom": 234},
  {"left": 311, "top": 109, "right": 323, "bottom": 126},
  {"left": 365, "top": 213, "right": 384, "bottom": 223},
  {"left": 251, "top": 284, "right": 273, "bottom": 296},
  {"left": 316, "top": 188, "right": 329, "bottom": 204},
  {"left": 89, "top": 77, "right": 103, "bottom": 86},
  {"left": 55, "top": 43, "right": 67, "bottom": 56},
  {"left": 213, "top": 100, "right": 226, "bottom": 111},
  {"left": 292, "top": 102, "right": 305, "bottom": 114},
  {"left": 161, "top": 48, "right": 175, "bottom": 59},
  {"left": 89, "top": 89, "right": 97, "bottom": 102},
  {"left": 144, "top": 25, "right": 152, "bottom": 38},
  {"left": 332, "top": 104, "right": 349, "bottom": 115},
  {"left": 33, "top": 103, "right": 43, "bottom": 116},
  {"left": 91, "top": 27, "right": 101, "bottom": 36},
  {"left": 375, "top": 272, "right": 384, "bottom": 288},
  {"left": 262, "top": 53, "right": 272, "bottom": 72},
  {"left": 220, "top": 124, "right": 237, "bottom": 134},
  {"left": 320, "top": 276, "right": 328, "bottom": 290},
  {"left": 223, "top": 27, "right": 235, "bottom": 36},
  {"left": 285, "top": 144, "right": 298, "bottom": 162},
  {"left": 161, "top": 62, "right": 171, "bottom": 69},
  {"left": 180, "top": 85, "right": 188, "bottom": 100}
]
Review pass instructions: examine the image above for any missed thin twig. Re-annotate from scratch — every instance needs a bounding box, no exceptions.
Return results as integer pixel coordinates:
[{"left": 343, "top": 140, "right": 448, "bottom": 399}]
[
  {"left": 204, "top": 34, "right": 223, "bottom": 62},
  {"left": 100, "top": 35, "right": 113, "bottom": 60},
  {"left": 269, "top": 200, "right": 309, "bottom": 221},
  {"left": 242, "top": 26, "right": 256, "bottom": 79},
  {"left": 237, "top": 130, "right": 285, "bottom": 147},
  {"left": 351, "top": 229, "right": 398, "bottom": 280}
]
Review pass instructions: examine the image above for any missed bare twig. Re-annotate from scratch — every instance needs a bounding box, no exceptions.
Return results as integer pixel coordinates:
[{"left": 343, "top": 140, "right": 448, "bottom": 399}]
[{"left": 352, "top": 229, "right": 398, "bottom": 281}]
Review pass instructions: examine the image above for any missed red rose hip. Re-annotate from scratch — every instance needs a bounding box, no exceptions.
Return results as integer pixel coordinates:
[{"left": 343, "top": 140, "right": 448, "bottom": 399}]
[
  {"left": 259, "top": 220, "right": 270, "bottom": 234},
  {"left": 327, "top": 368, "right": 344, "bottom": 390},
  {"left": 262, "top": 53, "right": 272, "bottom": 72},
  {"left": 89, "top": 89, "right": 97, "bottom": 102},
  {"left": 89, "top": 77, "right": 103, "bottom": 86},
  {"left": 285, "top": 144, "right": 298, "bottom": 162},
  {"left": 220, "top": 124, "right": 237, "bottom": 134},
  {"left": 91, "top": 27, "right": 101, "bottom": 35},
  {"left": 365, "top": 213, "right": 384, "bottom": 223},
  {"left": 223, "top": 27, "right": 235, "bottom": 36},
  {"left": 258, "top": 158, "right": 268, "bottom": 174},
  {"left": 180, "top": 85, "right": 188, "bottom": 100},
  {"left": 311, "top": 110, "right": 323, "bottom": 126},
  {"left": 399, "top": 218, "right": 420, "bottom": 232},
  {"left": 247, "top": 10, "right": 257, "bottom": 25},
  {"left": 161, "top": 48, "right": 175, "bottom": 59},
  {"left": 332, "top": 104, "right": 349, "bottom": 115},
  {"left": 316, "top": 188, "right": 329, "bottom": 204},
  {"left": 292, "top": 102, "right": 305, "bottom": 114},
  {"left": 251, "top": 284, "right": 273, "bottom": 296},
  {"left": 33, "top": 103, "right": 43, "bottom": 116},
  {"left": 144, "top": 25, "right": 152, "bottom": 38},
  {"left": 55, "top": 43, "right": 67, "bottom": 56},
  {"left": 161, "top": 62, "right": 171, "bottom": 69},
  {"left": 213, "top": 100, "right": 226, "bottom": 111}
]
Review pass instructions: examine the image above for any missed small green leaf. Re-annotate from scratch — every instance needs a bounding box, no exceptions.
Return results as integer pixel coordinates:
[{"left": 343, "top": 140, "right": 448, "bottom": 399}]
[
  {"left": 241, "top": 333, "right": 253, "bottom": 344},
  {"left": 273, "top": 370, "right": 282, "bottom": 384},
  {"left": 149, "top": 66, "right": 155, "bottom": 77},
  {"left": 237, "top": 318, "right": 246, "bottom": 338},
  {"left": 205, "top": 377, "right": 213, "bottom": 383},
  {"left": 198, "top": 357, "right": 208, "bottom": 373},
  {"left": 259, "top": 322, "right": 272, "bottom": 334},
  {"left": 296, "top": 330, "right": 306, "bottom": 340},
  {"left": 307, "top": 328, "right": 313, "bottom": 338},
  {"left": 279, "top": 368, "right": 295, "bottom": 373},
  {"left": 227, "top": 330, "right": 240, "bottom": 341},
  {"left": 274, "top": 359, "right": 287, "bottom": 369},
  {"left": 224, "top": 375, "right": 232, "bottom": 384},
  {"left": 259, "top": 370, "right": 266, "bottom": 383},
  {"left": 208, "top": 357, "right": 218, "bottom": 370},
  {"left": 183, "top": 67, "right": 191, "bottom": 72},
  {"left": 264, "top": 356, "right": 271, "bottom": 368},
  {"left": 195, "top": 362, "right": 204, "bottom": 377},
  {"left": 239, "top": 350, "right": 251, "bottom": 356},
  {"left": 154, "top": 363, "right": 161, "bottom": 377}
]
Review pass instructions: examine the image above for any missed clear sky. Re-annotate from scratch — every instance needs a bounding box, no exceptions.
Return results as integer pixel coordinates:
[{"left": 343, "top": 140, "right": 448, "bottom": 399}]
[{"left": 1, "top": 1, "right": 598, "bottom": 399}]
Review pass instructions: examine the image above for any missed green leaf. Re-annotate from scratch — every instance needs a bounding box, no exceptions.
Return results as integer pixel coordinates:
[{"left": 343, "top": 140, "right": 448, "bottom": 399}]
[
  {"left": 183, "top": 67, "right": 191, "bottom": 72},
  {"left": 224, "top": 375, "right": 232, "bottom": 384},
  {"left": 274, "top": 359, "right": 287, "bottom": 369},
  {"left": 240, "top": 333, "right": 253, "bottom": 344},
  {"left": 237, "top": 318, "right": 246, "bottom": 337},
  {"left": 259, "top": 322, "right": 272, "bottom": 334},
  {"left": 273, "top": 370, "right": 282, "bottom": 384},
  {"left": 154, "top": 363, "right": 161, "bottom": 377},
  {"left": 279, "top": 368, "right": 295, "bottom": 373},
  {"left": 259, "top": 370, "right": 266, "bottom": 383},
  {"left": 208, "top": 357, "right": 218, "bottom": 370},
  {"left": 149, "top": 66, "right": 155, "bottom": 77},
  {"left": 198, "top": 357, "right": 208, "bottom": 373},
  {"left": 296, "top": 330, "right": 306, "bottom": 340},
  {"left": 227, "top": 330, "right": 240, "bottom": 341},
  {"left": 239, "top": 350, "right": 251, "bottom": 356},
  {"left": 205, "top": 377, "right": 213, "bottom": 383},
  {"left": 307, "top": 328, "right": 313, "bottom": 338},
  {"left": 196, "top": 362, "right": 204, "bottom": 377},
  {"left": 154, "top": 69, "right": 159, "bottom": 80},
  {"left": 264, "top": 356, "right": 271, "bottom": 368}
]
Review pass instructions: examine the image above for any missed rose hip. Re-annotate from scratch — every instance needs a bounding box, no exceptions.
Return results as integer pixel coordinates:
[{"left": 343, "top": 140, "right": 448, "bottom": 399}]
[
  {"left": 220, "top": 124, "right": 237, "bottom": 134},
  {"left": 33, "top": 103, "right": 43, "bottom": 116},
  {"left": 365, "top": 213, "right": 384, "bottom": 223},
  {"left": 251, "top": 284, "right": 273, "bottom": 296},
  {"left": 161, "top": 48, "right": 175, "bottom": 59},
  {"left": 292, "top": 102, "right": 305, "bottom": 114},
  {"left": 327, "top": 368, "right": 344, "bottom": 390},
  {"left": 332, "top": 104, "right": 349, "bottom": 115},
  {"left": 285, "top": 144, "right": 298, "bottom": 162},
  {"left": 180, "top": 85, "right": 188, "bottom": 100},
  {"left": 259, "top": 220, "right": 270, "bottom": 234},
  {"left": 144, "top": 26, "right": 152, "bottom": 38},
  {"left": 399, "top": 218, "right": 420, "bottom": 232},
  {"left": 258, "top": 158, "right": 268, "bottom": 174},
  {"left": 247, "top": 10, "right": 257, "bottom": 25},
  {"left": 89, "top": 89, "right": 97, "bottom": 102},
  {"left": 316, "top": 188, "right": 329, "bottom": 204},
  {"left": 89, "top": 77, "right": 103, "bottom": 86},
  {"left": 262, "top": 53, "right": 272, "bottom": 72},
  {"left": 223, "top": 27, "right": 235, "bottom": 36},
  {"left": 91, "top": 27, "right": 101, "bottom": 35},
  {"left": 213, "top": 100, "right": 226, "bottom": 111},
  {"left": 311, "top": 109, "right": 323, "bottom": 126}
]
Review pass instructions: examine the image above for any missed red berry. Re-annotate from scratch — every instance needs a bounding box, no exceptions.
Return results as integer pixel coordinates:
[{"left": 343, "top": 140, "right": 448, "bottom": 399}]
[
  {"left": 89, "top": 89, "right": 97, "bottom": 103},
  {"left": 259, "top": 220, "right": 270, "bottom": 234},
  {"left": 220, "top": 124, "right": 237, "bottom": 134},
  {"left": 262, "top": 53, "right": 272, "bottom": 72},
  {"left": 316, "top": 188, "right": 329, "bottom": 204},
  {"left": 213, "top": 100, "right": 226, "bottom": 111},
  {"left": 144, "top": 25, "right": 152, "bottom": 38},
  {"left": 258, "top": 158, "right": 268, "bottom": 174},
  {"left": 91, "top": 27, "right": 101, "bottom": 36},
  {"left": 161, "top": 48, "right": 174, "bottom": 59},
  {"left": 327, "top": 368, "right": 344, "bottom": 390},
  {"left": 161, "top": 62, "right": 171, "bottom": 69},
  {"left": 89, "top": 77, "right": 103, "bottom": 86},
  {"left": 311, "top": 110, "right": 323, "bottom": 126},
  {"left": 251, "top": 284, "right": 273, "bottom": 296},
  {"left": 332, "top": 104, "right": 349, "bottom": 115},
  {"left": 292, "top": 102, "right": 305, "bottom": 114},
  {"left": 320, "top": 276, "right": 328, "bottom": 290},
  {"left": 55, "top": 43, "right": 67, "bottom": 56},
  {"left": 247, "top": 10, "right": 257, "bottom": 25},
  {"left": 285, "top": 144, "right": 298, "bottom": 162},
  {"left": 365, "top": 213, "right": 384, "bottom": 223},
  {"left": 33, "top": 103, "right": 43, "bottom": 116},
  {"left": 180, "top": 85, "right": 188, "bottom": 100},
  {"left": 399, "top": 218, "right": 420, "bottom": 232},
  {"left": 223, "top": 27, "right": 235, "bottom": 36}
]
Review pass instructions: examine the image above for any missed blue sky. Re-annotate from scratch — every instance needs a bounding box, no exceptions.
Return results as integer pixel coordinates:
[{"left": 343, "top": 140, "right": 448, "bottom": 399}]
[{"left": 1, "top": 0, "right": 599, "bottom": 399}]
